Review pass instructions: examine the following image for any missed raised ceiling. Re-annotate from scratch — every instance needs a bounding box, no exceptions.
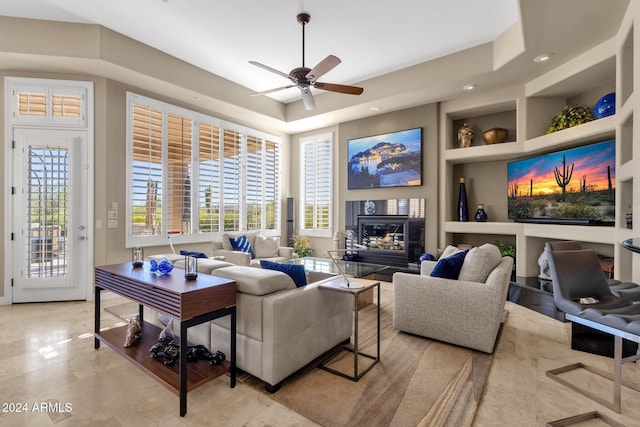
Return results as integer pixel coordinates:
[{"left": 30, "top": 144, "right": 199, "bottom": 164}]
[{"left": 0, "top": 0, "right": 631, "bottom": 133}]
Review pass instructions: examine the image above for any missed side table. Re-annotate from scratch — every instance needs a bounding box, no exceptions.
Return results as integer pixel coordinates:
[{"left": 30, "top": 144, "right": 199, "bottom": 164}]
[{"left": 317, "top": 277, "right": 380, "bottom": 381}]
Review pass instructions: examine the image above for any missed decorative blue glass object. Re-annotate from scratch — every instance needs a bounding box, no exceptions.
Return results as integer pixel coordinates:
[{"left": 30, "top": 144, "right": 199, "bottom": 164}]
[
  {"left": 594, "top": 92, "right": 615, "bottom": 119},
  {"left": 156, "top": 258, "right": 174, "bottom": 275},
  {"left": 149, "top": 259, "right": 158, "bottom": 272},
  {"left": 474, "top": 204, "right": 488, "bottom": 222},
  {"left": 419, "top": 253, "right": 436, "bottom": 265}
]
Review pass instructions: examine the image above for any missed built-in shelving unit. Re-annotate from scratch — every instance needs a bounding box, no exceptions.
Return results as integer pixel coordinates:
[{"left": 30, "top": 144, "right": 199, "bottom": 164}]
[{"left": 438, "top": 3, "right": 640, "bottom": 282}]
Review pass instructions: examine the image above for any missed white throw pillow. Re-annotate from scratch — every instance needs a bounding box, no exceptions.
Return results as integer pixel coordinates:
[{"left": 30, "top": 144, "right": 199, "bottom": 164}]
[
  {"left": 253, "top": 236, "right": 280, "bottom": 258},
  {"left": 458, "top": 243, "right": 502, "bottom": 283},
  {"left": 221, "top": 230, "right": 259, "bottom": 251},
  {"left": 440, "top": 245, "right": 463, "bottom": 259}
]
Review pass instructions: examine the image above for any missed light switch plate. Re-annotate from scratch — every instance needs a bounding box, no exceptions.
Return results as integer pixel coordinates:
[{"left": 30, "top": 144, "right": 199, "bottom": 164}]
[
  {"left": 107, "top": 210, "right": 118, "bottom": 219},
  {"left": 107, "top": 219, "right": 118, "bottom": 228}
]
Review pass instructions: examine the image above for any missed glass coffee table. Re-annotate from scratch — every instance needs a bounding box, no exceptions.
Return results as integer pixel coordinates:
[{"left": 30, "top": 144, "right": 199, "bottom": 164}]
[{"left": 285, "top": 256, "right": 392, "bottom": 280}]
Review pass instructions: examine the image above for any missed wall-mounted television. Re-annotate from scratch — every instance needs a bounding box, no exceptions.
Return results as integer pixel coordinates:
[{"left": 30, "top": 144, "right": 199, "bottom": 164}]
[
  {"left": 347, "top": 127, "right": 422, "bottom": 189},
  {"left": 507, "top": 139, "right": 615, "bottom": 225}
]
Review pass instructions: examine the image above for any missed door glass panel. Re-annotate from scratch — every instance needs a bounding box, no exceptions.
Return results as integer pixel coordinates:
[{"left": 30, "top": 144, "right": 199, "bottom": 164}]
[{"left": 26, "top": 145, "right": 69, "bottom": 278}]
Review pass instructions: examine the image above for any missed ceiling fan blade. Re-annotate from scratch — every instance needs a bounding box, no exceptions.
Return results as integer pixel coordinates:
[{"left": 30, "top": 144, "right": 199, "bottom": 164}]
[
  {"left": 250, "top": 85, "right": 296, "bottom": 96},
  {"left": 249, "top": 61, "right": 292, "bottom": 80},
  {"left": 306, "top": 55, "right": 341, "bottom": 83},
  {"left": 300, "top": 87, "right": 316, "bottom": 110},
  {"left": 314, "top": 82, "right": 364, "bottom": 95}
]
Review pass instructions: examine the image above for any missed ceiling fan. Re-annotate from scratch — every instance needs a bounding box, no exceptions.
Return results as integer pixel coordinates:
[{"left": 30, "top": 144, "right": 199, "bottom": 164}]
[{"left": 249, "top": 13, "right": 364, "bottom": 110}]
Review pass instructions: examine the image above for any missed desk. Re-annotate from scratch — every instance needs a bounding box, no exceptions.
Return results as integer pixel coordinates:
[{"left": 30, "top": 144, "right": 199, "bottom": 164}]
[
  {"left": 317, "top": 277, "right": 380, "bottom": 381},
  {"left": 94, "top": 263, "right": 236, "bottom": 417}
]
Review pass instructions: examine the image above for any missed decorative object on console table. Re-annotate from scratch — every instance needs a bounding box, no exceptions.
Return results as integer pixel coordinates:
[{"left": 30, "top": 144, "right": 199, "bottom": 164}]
[
  {"left": 150, "top": 258, "right": 174, "bottom": 275},
  {"left": 594, "top": 92, "right": 615, "bottom": 119},
  {"left": 481, "top": 127, "right": 508, "bottom": 145},
  {"left": 474, "top": 204, "right": 488, "bottom": 222},
  {"left": 184, "top": 255, "right": 198, "bottom": 280},
  {"left": 132, "top": 247, "right": 144, "bottom": 268},
  {"left": 458, "top": 177, "right": 469, "bottom": 222},
  {"left": 457, "top": 122, "right": 473, "bottom": 148}
]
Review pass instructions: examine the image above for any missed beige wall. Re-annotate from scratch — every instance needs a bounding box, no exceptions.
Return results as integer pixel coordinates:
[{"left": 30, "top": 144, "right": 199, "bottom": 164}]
[
  {"left": 0, "top": 72, "right": 291, "bottom": 299},
  {"left": 290, "top": 103, "right": 439, "bottom": 257}
]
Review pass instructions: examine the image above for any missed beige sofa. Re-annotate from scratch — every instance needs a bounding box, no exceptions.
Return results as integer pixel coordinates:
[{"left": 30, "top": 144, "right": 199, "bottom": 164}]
[
  {"left": 211, "top": 231, "right": 296, "bottom": 267},
  {"left": 392, "top": 243, "right": 513, "bottom": 353},
  {"left": 146, "top": 265, "right": 352, "bottom": 392}
]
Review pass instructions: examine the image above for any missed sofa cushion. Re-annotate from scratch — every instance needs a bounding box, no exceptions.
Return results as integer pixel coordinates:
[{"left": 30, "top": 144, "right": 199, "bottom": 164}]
[
  {"left": 440, "top": 245, "right": 464, "bottom": 259},
  {"left": 222, "top": 230, "right": 259, "bottom": 251},
  {"left": 260, "top": 260, "right": 307, "bottom": 287},
  {"left": 229, "top": 235, "right": 255, "bottom": 259},
  {"left": 458, "top": 243, "right": 502, "bottom": 283},
  {"left": 213, "top": 265, "right": 295, "bottom": 295},
  {"left": 430, "top": 250, "right": 468, "bottom": 279},
  {"left": 254, "top": 236, "right": 280, "bottom": 258},
  {"left": 179, "top": 249, "right": 209, "bottom": 258}
]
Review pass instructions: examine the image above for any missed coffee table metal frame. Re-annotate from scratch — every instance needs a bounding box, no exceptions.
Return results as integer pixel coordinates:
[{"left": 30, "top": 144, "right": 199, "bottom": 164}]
[{"left": 317, "top": 277, "right": 381, "bottom": 381}]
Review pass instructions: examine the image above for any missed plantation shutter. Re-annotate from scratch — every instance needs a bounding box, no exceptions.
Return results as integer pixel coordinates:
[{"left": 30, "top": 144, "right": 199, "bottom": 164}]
[
  {"left": 245, "top": 135, "right": 262, "bottom": 231},
  {"left": 300, "top": 133, "right": 333, "bottom": 235},
  {"left": 14, "top": 84, "right": 86, "bottom": 127},
  {"left": 166, "top": 113, "right": 193, "bottom": 234},
  {"left": 198, "top": 122, "right": 221, "bottom": 233},
  {"left": 131, "top": 103, "right": 163, "bottom": 237},
  {"left": 264, "top": 138, "right": 279, "bottom": 230},
  {"left": 222, "top": 128, "right": 242, "bottom": 231}
]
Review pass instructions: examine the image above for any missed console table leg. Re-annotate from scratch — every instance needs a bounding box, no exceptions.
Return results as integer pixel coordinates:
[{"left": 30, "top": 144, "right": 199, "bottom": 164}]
[
  {"left": 94, "top": 286, "right": 101, "bottom": 349},
  {"left": 180, "top": 321, "right": 188, "bottom": 417}
]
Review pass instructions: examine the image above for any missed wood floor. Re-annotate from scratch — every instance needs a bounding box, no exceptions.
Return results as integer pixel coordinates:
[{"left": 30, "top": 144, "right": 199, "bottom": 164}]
[{"left": 1, "top": 296, "right": 639, "bottom": 426}]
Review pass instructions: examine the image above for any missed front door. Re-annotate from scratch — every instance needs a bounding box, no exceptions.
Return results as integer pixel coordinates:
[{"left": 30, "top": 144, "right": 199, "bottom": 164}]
[{"left": 11, "top": 128, "right": 89, "bottom": 302}]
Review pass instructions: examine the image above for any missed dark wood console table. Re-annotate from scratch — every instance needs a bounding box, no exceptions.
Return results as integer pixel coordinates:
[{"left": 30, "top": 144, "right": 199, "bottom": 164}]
[{"left": 94, "top": 262, "right": 236, "bottom": 417}]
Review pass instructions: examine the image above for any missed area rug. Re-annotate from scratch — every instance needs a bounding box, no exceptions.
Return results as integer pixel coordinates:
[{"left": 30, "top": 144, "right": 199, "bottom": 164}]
[
  {"left": 104, "top": 301, "right": 139, "bottom": 320},
  {"left": 244, "top": 281, "right": 495, "bottom": 427}
]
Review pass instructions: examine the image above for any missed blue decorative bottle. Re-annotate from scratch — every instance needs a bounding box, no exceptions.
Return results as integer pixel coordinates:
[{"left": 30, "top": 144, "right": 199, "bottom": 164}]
[{"left": 458, "top": 177, "right": 469, "bottom": 222}]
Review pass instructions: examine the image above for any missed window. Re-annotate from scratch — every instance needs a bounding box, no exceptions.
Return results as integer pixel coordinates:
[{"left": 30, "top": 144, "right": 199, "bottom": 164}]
[
  {"left": 12, "top": 82, "right": 87, "bottom": 127},
  {"left": 127, "top": 92, "right": 281, "bottom": 247},
  {"left": 300, "top": 133, "right": 333, "bottom": 237}
]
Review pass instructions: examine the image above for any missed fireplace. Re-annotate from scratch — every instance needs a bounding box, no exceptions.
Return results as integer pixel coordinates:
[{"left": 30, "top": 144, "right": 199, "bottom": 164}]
[{"left": 345, "top": 199, "right": 425, "bottom": 267}]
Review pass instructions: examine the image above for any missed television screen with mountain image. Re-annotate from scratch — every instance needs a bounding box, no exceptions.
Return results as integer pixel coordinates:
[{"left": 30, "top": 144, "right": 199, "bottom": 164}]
[
  {"left": 348, "top": 127, "right": 422, "bottom": 189},
  {"left": 507, "top": 139, "right": 615, "bottom": 225}
]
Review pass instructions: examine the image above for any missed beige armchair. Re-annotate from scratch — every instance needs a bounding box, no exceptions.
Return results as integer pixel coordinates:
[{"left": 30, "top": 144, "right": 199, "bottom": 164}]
[{"left": 392, "top": 243, "right": 513, "bottom": 353}]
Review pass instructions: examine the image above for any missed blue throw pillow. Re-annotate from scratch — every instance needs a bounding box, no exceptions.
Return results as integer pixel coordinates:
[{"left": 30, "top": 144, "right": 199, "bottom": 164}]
[
  {"left": 179, "top": 250, "right": 208, "bottom": 258},
  {"left": 260, "top": 260, "right": 307, "bottom": 288},
  {"left": 229, "top": 235, "right": 255, "bottom": 259},
  {"left": 430, "top": 250, "right": 469, "bottom": 279}
]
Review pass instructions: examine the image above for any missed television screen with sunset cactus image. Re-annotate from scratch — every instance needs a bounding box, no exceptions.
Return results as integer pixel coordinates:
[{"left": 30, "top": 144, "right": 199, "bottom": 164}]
[{"left": 507, "top": 140, "right": 615, "bottom": 225}]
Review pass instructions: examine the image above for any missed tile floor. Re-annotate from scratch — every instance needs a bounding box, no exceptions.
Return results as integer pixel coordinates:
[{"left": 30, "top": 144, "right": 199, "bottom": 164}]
[{"left": 1, "top": 297, "right": 639, "bottom": 426}]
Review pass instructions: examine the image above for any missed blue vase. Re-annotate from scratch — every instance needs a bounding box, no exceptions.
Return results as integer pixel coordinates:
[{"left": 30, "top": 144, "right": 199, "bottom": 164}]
[
  {"left": 594, "top": 92, "right": 615, "bottom": 119},
  {"left": 458, "top": 177, "right": 468, "bottom": 222}
]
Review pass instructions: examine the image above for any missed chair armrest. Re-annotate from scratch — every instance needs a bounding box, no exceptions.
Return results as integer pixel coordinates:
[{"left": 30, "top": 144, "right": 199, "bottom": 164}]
[
  {"left": 277, "top": 246, "right": 294, "bottom": 259},
  {"left": 420, "top": 260, "right": 437, "bottom": 275},
  {"left": 210, "top": 248, "right": 250, "bottom": 266}
]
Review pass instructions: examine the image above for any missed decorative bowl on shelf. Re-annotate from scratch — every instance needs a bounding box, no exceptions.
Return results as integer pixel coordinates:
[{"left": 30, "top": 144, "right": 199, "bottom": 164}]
[
  {"left": 594, "top": 92, "right": 615, "bottom": 119},
  {"left": 482, "top": 128, "right": 508, "bottom": 145}
]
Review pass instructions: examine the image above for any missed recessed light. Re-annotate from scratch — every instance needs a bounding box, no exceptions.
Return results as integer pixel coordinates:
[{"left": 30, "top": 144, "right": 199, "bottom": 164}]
[
  {"left": 194, "top": 96, "right": 201, "bottom": 101},
  {"left": 370, "top": 106, "right": 381, "bottom": 111},
  {"left": 462, "top": 84, "right": 477, "bottom": 91},
  {"left": 533, "top": 53, "right": 553, "bottom": 63}
]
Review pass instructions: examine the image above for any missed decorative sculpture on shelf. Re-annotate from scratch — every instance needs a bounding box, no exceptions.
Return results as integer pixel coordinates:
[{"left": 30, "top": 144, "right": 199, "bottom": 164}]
[
  {"left": 457, "top": 122, "right": 473, "bottom": 148},
  {"left": 123, "top": 315, "right": 142, "bottom": 348},
  {"left": 157, "top": 313, "right": 175, "bottom": 343}
]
